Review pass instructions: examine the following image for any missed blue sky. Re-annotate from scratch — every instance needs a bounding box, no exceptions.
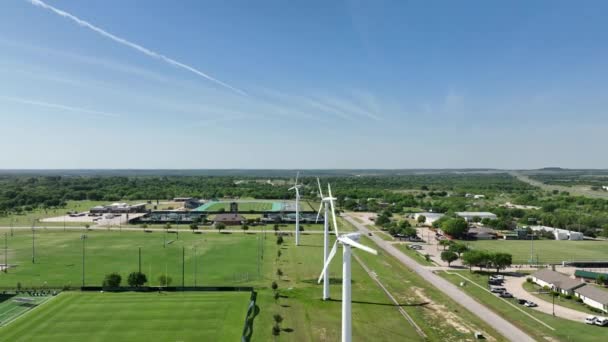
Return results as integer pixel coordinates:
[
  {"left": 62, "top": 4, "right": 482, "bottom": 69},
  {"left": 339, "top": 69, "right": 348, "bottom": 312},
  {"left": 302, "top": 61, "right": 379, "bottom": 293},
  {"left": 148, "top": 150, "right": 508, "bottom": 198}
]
[{"left": 1, "top": 0, "right": 607, "bottom": 169}]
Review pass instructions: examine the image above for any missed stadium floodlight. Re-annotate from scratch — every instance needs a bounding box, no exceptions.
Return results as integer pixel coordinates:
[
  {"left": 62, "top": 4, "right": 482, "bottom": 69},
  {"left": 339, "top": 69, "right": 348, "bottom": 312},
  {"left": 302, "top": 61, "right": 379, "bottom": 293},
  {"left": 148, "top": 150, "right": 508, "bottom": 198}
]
[
  {"left": 288, "top": 171, "right": 302, "bottom": 246},
  {"left": 315, "top": 178, "right": 336, "bottom": 300},
  {"left": 317, "top": 186, "right": 377, "bottom": 342}
]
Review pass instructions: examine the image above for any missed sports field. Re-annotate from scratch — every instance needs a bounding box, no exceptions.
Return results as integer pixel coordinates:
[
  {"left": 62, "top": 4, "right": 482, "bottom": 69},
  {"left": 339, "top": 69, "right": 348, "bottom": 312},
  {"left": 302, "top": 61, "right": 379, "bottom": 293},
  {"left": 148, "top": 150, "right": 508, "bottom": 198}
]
[
  {"left": 195, "top": 201, "right": 275, "bottom": 212},
  {"left": 0, "top": 295, "right": 51, "bottom": 327},
  {"left": 0, "top": 292, "right": 249, "bottom": 342},
  {"left": 465, "top": 239, "right": 608, "bottom": 264},
  {"left": 0, "top": 229, "right": 265, "bottom": 288}
]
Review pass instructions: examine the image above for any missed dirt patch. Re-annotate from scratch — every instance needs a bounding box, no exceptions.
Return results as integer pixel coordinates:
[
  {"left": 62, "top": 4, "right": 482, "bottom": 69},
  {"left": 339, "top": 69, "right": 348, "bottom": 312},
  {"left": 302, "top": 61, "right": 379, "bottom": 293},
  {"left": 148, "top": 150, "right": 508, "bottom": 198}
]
[{"left": 411, "top": 287, "right": 495, "bottom": 341}]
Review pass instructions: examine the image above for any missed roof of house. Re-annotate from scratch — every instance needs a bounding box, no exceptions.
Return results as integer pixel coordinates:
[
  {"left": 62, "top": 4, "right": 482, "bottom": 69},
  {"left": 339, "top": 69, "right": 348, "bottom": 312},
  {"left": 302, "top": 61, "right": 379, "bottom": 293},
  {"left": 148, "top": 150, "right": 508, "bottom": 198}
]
[
  {"left": 532, "top": 269, "right": 585, "bottom": 290},
  {"left": 214, "top": 213, "right": 245, "bottom": 222},
  {"left": 575, "top": 285, "right": 608, "bottom": 305},
  {"left": 575, "top": 270, "right": 608, "bottom": 280},
  {"left": 455, "top": 211, "right": 496, "bottom": 217}
]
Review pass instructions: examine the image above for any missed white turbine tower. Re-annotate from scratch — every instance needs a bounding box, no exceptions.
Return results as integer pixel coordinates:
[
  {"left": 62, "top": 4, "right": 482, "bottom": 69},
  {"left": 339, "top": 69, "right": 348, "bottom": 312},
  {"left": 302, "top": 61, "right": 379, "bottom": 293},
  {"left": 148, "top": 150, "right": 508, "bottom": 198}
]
[
  {"left": 315, "top": 178, "right": 335, "bottom": 300},
  {"left": 317, "top": 184, "right": 377, "bottom": 342},
  {"left": 288, "top": 172, "right": 302, "bottom": 246}
]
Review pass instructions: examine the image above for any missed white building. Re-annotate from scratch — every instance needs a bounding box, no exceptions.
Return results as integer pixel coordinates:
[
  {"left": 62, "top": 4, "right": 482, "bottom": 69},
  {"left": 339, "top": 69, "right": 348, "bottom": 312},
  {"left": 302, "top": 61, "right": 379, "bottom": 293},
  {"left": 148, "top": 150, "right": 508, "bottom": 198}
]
[
  {"left": 575, "top": 285, "right": 608, "bottom": 313},
  {"left": 602, "top": 185, "right": 608, "bottom": 191},
  {"left": 530, "top": 225, "right": 584, "bottom": 241},
  {"left": 413, "top": 212, "right": 444, "bottom": 225},
  {"left": 455, "top": 211, "right": 497, "bottom": 222},
  {"left": 531, "top": 269, "right": 585, "bottom": 296}
]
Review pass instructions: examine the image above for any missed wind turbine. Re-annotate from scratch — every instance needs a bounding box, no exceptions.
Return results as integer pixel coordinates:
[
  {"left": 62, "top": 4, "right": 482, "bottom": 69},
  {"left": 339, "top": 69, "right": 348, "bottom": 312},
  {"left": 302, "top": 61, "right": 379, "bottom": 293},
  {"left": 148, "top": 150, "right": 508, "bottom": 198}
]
[
  {"left": 315, "top": 178, "right": 335, "bottom": 300},
  {"left": 288, "top": 172, "right": 302, "bottom": 246},
  {"left": 317, "top": 184, "right": 378, "bottom": 342}
]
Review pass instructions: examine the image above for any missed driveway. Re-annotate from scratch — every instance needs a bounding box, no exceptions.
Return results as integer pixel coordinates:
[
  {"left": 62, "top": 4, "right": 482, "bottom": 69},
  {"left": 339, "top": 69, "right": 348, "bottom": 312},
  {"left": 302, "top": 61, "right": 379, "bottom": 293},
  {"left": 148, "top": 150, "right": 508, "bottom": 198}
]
[
  {"left": 343, "top": 214, "right": 535, "bottom": 342},
  {"left": 504, "top": 276, "right": 589, "bottom": 322}
]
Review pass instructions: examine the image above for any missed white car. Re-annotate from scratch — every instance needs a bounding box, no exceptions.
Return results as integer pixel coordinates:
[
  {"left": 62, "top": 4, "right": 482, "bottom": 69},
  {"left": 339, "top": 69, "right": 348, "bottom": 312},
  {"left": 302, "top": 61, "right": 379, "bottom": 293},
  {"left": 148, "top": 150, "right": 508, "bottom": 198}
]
[
  {"left": 585, "top": 316, "right": 597, "bottom": 325},
  {"left": 524, "top": 301, "right": 537, "bottom": 307},
  {"left": 595, "top": 317, "right": 608, "bottom": 326}
]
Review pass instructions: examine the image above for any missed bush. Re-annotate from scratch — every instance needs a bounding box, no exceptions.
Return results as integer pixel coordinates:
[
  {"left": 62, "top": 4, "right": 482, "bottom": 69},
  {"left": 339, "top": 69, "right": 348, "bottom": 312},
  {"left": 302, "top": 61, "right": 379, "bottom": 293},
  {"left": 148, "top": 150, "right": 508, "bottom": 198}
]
[
  {"left": 127, "top": 272, "right": 147, "bottom": 287},
  {"left": 102, "top": 272, "right": 122, "bottom": 287},
  {"left": 526, "top": 277, "right": 532, "bottom": 283},
  {"left": 158, "top": 274, "right": 172, "bottom": 286}
]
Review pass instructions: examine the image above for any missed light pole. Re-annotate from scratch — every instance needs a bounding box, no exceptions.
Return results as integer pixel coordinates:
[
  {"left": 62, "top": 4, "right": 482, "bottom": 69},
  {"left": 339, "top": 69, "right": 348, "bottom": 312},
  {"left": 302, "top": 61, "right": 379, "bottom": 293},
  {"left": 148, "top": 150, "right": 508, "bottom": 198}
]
[
  {"left": 81, "top": 234, "right": 87, "bottom": 287},
  {"left": 31, "top": 225, "right": 35, "bottom": 264},
  {"left": 138, "top": 247, "right": 142, "bottom": 274},
  {"left": 528, "top": 218, "right": 537, "bottom": 265},
  {"left": 194, "top": 245, "right": 197, "bottom": 287},
  {"left": 4, "top": 232, "right": 7, "bottom": 273},
  {"left": 182, "top": 246, "right": 185, "bottom": 288}
]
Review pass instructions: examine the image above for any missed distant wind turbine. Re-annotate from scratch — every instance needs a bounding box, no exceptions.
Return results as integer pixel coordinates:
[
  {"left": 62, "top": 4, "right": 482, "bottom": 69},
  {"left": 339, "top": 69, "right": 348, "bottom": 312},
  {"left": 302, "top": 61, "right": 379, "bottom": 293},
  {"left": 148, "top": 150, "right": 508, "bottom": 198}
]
[
  {"left": 288, "top": 172, "right": 302, "bottom": 246},
  {"left": 315, "top": 178, "right": 335, "bottom": 300}
]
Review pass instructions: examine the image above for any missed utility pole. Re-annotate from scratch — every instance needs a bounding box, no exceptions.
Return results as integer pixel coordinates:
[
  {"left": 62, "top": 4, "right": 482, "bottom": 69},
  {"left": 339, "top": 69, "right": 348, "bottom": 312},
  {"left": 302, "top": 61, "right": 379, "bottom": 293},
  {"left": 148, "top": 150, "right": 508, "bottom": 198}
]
[
  {"left": 182, "top": 246, "right": 185, "bottom": 288},
  {"left": 81, "top": 234, "right": 87, "bottom": 287}
]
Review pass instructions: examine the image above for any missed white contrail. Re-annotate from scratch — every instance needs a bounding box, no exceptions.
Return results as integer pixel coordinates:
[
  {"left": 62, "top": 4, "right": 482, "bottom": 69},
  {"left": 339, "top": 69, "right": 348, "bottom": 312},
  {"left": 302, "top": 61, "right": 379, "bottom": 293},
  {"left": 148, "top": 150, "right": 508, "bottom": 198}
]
[
  {"left": 27, "top": 0, "right": 247, "bottom": 96},
  {"left": 0, "top": 96, "right": 121, "bottom": 118}
]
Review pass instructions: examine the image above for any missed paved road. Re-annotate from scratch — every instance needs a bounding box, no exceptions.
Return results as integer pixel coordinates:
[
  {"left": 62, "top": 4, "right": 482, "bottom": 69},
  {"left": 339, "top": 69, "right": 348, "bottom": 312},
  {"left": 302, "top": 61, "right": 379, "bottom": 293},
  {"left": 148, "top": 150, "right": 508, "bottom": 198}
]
[
  {"left": 504, "top": 276, "right": 588, "bottom": 322},
  {"left": 343, "top": 214, "right": 535, "bottom": 342}
]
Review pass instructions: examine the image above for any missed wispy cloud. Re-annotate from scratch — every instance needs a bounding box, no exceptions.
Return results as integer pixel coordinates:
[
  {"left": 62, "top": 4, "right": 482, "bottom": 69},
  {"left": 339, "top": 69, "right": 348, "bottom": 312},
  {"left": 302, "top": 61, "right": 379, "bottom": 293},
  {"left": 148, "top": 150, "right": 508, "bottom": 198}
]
[
  {"left": 0, "top": 96, "right": 121, "bottom": 118},
  {"left": 27, "top": 0, "right": 247, "bottom": 96}
]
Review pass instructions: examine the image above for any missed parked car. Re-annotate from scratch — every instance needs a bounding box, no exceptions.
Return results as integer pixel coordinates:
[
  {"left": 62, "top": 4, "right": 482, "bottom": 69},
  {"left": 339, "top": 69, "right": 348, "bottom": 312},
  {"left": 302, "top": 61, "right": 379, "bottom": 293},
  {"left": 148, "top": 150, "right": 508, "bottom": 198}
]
[
  {"left": 499, "top": 292, "right": 513, "bottom": 298},
  {"left": 409, "top": 244, "right": 422, "bottom": 250},
  {"left": 517, "top": 299, "right": 527, "bottom": 305},
  {"left": 524, "top": 301, "right": 537, "bottom": 307},
  {"left": 595, "top": 317, "right": 608, "bottom": 326},
  {"left": 490, "top": 286, "right": 506, "bottom": 293},
  {"left": 585, "top": 316, "right": 598, "bottom": 325},
  {"left": 488, "top": 279, "right": 503, "bottom": 286}
]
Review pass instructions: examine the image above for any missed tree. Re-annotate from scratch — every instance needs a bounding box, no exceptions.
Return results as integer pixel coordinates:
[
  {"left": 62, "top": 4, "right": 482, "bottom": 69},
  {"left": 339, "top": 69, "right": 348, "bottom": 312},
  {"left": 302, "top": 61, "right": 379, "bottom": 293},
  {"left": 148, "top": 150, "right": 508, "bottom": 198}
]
[
  {"left": 158, "top": 274, "right": 172, "bottom": 286},
  {"left": 127, "top": 272, "right": 147, "bottom": 287},
  {"left": 441, "top": 251, "right": 458, "bottom": 266},
  {"left": 276, "top": 268, "right": 283, "bottom": 279},
  {"left": 450, "top": 242, "right": 469, "bottom": 257},
  {"left": 417, "top": 215, "right": 426, "bottom": 224},
  {"left": 271, "top": 281, "right": 278, "bottom": 291},
  {"left": 375, "top": 214, "right": 390, "bottom": 226},
  {"left": 273, "top": 314, "right": 284, "bottom": 325},
  {"left": 439, "top": 239, "right": 453, "bottom": 250},
  {"left": 490, "top": 252, "right": 512, "bottom": 273},
  {"left": 102, "top": 272, "right": 121, "bottom": 287},
  {"left": 189, "top": 223, "right": 198, "bottom": 230},
  {"left": 596, "top": 274, "right": 607, "bottom": 286},
  {"left": 440, "top": 218, "right": 469, "bottom": 238},
  {"left": 215, "top": 222, "right": 226, "bottom": 233},
  {"left": 273, "top": 224, "right": 280, "bottom": 232},
  {"left": 272, "top": 324, "right": 281, "bottom": 337},
  {"left": 462, "top": 250, "right": 490, "bottom": 272},
  {"left": 276, "top": 235, "right": 284, "bottom": 245},
  {"left": 241, "top": 224, "right": 249, "bottom": 233}
]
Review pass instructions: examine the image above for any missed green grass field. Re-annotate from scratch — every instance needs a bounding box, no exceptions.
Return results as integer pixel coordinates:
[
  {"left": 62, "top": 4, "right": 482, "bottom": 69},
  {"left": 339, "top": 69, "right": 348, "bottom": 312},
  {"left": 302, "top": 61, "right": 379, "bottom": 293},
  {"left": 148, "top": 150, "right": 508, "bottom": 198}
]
[
  {"left": 0, "top": 229, "right": 264, "bottom": 288},
  {"left": 441, "top": 270, "right": 607, "bottom": 342},
  {"left": 464, "top": 239, "right": 608, "bottom": 264},
  {"left": 0, "top": 292, "right": 249, "bottom": 342},
  {"left": 0, "top": 228, "right": 507, "bottom": 341}
]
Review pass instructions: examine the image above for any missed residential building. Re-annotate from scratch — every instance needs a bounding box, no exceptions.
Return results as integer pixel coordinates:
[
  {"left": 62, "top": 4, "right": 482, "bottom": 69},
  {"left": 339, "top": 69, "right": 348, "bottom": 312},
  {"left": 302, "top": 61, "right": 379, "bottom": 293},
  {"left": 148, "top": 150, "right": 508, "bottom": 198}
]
[
  {"left": 530, "top": 269, "right": 585, "bottom": 295},
  {"left": 574, "top": 285, "right": 608, "bottom": 313}
]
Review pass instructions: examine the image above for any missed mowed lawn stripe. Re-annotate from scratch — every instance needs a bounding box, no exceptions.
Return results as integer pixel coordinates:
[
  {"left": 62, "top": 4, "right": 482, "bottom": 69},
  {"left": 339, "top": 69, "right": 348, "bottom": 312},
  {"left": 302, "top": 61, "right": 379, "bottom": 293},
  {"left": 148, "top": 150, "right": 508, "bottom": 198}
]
[{"left": 0, "top": 292, "right": 250, "bottom": 342}]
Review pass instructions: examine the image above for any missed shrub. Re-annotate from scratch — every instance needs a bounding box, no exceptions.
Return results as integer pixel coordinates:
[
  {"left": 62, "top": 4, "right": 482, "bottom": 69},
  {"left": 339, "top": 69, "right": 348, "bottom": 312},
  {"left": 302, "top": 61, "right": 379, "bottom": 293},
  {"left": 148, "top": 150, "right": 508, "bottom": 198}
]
[
  {"left": 102, "top": 272, "right": 122, "bottom": 287},
  {"left": 526, "top": 277, "right": 532, "bottom": 283}
]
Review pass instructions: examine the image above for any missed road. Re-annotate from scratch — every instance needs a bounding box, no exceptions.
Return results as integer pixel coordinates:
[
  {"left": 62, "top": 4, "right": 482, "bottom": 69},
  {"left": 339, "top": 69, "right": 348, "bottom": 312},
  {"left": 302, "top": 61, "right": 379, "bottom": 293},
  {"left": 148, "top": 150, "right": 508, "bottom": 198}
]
[{"left": 343, "top": 214, "right": 535, "bottom": 342}]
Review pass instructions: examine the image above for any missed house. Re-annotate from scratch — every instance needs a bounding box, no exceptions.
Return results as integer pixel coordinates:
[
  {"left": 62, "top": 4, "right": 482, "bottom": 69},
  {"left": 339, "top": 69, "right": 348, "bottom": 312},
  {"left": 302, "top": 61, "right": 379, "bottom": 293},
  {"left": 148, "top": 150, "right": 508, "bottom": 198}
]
[
  {"left": 90, "top": 203, "right": 147, "bottom": 214},
  {"left": 530, "top": 269, "right": 585, "bottom": 295},
  {"left": 455, "top": 212, "right": 497, "bottom": 222},
  {"left": 413, "top": 212, "right": 444, "bottom": 225},
  {"left": 213, "top": 213, "right": 245, "bottom": 226},
  {"left": 574, "top": 285, "right": 608, "bottom": 313},
  {"left": 574, "top": 270, "right": 608, "bottom": 283}
]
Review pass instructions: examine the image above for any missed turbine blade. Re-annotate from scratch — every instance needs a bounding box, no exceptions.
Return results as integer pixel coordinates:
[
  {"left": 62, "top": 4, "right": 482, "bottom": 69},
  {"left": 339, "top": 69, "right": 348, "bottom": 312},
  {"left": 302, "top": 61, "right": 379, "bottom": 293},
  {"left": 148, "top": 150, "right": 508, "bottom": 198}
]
[
  {"left": 288, "top": 186, "right": 295, "bottom": 191},
  {"left": 315, "top": 202, "right": 323, "bottom": 223},
  {"left": 317, "top": 240, "right": 338, "bottom": 283},
  {"left": 340, "top": 236, "right": 378, "bottom": 255},
  {"left": 327, "top": 183, "right": 339, "bottom": 236},
  {"left": 317, "top": 177, "right": 324, "bottom": 198}
]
